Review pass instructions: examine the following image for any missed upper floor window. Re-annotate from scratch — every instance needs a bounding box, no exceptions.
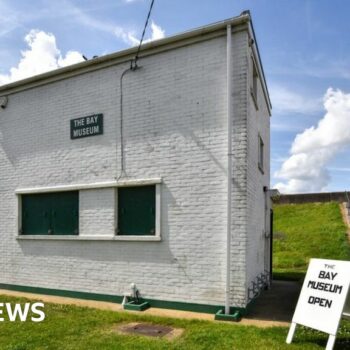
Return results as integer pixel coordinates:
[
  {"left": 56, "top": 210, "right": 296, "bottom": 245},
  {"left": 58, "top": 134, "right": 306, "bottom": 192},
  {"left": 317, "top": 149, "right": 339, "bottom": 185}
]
[
  {"left": 258, "top": 135, "right": 264, "bottom": 173},
  {"left": 251, "top": 57, "right": 259, "bottom": 109}
]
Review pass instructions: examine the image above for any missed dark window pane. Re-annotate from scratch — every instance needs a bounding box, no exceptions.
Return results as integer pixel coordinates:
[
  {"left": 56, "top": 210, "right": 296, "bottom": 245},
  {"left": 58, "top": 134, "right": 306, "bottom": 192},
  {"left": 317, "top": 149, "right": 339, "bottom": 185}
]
[
  {"left": 118, "top": 186, "right": 155, "bottom": 235},
  {"left": 21, "top": 191, "right": 79, "bottom": 235},
  {"left": 51, "top": 192, "right": 79, "bottom": 235},
  {"left": 22, "top": 193, "right": 51, "bottom": 235}
]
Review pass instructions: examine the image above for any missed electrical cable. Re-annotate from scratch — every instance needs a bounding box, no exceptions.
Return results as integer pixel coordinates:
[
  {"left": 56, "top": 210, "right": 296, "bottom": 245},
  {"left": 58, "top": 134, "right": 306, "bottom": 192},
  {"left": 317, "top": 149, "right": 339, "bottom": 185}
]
[
  {"left": 131, "top": 0, "right": 155, "bottom": 70},
  {"left": 117, "top": 0, "right": 156, "bottom": 180}
]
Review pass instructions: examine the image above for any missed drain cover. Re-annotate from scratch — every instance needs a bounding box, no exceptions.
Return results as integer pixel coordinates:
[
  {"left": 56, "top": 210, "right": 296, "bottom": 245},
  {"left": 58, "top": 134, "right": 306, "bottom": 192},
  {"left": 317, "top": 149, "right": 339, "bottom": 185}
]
[{"left": 123, "top": 323, "right": 173, "bottom": 338}]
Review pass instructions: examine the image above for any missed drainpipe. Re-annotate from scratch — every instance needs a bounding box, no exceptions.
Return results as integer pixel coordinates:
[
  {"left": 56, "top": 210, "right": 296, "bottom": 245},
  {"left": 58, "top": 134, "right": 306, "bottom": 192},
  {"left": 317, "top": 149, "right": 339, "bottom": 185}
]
[{"left": 225, "top": 24, "right": 233, "bottom": 315}]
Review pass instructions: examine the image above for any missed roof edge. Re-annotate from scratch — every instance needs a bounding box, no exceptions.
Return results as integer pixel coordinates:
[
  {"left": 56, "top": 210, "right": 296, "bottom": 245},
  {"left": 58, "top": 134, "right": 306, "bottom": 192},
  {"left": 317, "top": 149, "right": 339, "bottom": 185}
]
[
  {"left": 246, "top": 13, "right": 272, "bottom": 111},
  {"left": 0, "top": 13, "right": 250, "bottom": 95}
]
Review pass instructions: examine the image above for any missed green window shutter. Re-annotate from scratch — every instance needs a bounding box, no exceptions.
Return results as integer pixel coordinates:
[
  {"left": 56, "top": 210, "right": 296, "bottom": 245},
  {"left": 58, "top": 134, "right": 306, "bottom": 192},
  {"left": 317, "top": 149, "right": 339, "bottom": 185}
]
[
  {"left": 51, "top": 191, "right": 79, "bottom": 235},
  {"left": 118, "top": 185, "right": 156, "bottom": 235},
  {"left": 22, "top": 193, "right": 51, "bottom": 235},
  {"left": 21, "top": 191, "right": 79, "bottom": 235}
]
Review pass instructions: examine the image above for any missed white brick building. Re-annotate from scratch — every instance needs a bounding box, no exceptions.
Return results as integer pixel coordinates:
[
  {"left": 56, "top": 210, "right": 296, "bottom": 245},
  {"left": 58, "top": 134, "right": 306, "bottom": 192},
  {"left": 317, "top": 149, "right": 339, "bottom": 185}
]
[{"left": 0, "top": 12, "right": 272, "bottom": 316}]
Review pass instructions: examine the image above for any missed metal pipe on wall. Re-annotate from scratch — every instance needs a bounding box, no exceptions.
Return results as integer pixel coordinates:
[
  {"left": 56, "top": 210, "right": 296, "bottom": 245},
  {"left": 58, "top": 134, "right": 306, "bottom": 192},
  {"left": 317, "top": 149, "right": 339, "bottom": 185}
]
[{"left": 225, "top": 24, "right": 233, "bottom": 315}]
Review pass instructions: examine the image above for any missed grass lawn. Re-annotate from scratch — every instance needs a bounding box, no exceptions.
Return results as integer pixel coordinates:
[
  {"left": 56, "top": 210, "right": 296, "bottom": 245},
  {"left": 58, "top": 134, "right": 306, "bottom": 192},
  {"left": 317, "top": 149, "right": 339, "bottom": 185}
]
[
  {"left": 0, "top": 295, "right": 349, "bottom": 350},
  {"left": 1, "top": 201, "right": 349, "bottom": 349},
  {"left": 273, "top": 202, "right": 350, "bottom": 281}
]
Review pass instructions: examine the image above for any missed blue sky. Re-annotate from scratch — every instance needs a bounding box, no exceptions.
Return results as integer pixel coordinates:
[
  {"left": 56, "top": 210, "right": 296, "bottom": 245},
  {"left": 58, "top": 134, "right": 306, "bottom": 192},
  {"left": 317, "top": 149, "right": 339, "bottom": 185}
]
[{"left": 1, "top": 0, "right": 350, "bottom": 193}]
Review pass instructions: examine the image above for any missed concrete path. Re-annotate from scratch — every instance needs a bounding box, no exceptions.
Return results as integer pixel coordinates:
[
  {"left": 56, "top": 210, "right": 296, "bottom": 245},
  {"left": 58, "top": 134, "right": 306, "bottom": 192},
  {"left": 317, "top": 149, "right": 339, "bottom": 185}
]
[
  {"left": 245, "top": 280, "right": 301, "bottom": 323},
  {"left": 0, "top": 288, "right": 292, "bottom": 328}
]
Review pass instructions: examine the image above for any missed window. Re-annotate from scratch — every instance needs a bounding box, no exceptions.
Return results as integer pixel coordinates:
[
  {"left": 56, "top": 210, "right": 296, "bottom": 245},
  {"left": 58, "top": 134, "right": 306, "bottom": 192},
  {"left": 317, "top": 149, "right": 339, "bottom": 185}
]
[
  {"left": 117, "top": 185, "right": 156, "bottom": 236},
  {"left": 21, "top": 191, "right": 79, "bottom": 235},
  {"left": 251, "top": 57, "right": 259, "bottom": 108},
  {"left": 258, "top": 135, "right": 264, "bottom": 173}
]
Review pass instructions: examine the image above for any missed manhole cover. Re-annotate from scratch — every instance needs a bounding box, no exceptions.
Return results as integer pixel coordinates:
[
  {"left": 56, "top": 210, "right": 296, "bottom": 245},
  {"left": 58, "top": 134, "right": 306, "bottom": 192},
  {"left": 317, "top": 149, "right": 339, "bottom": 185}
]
[
  {"left": 116, "top": 322, "right": 184, "bottom": 340},
  {"left": 124, "top": 323, "right": 172, "bottom": 337}
]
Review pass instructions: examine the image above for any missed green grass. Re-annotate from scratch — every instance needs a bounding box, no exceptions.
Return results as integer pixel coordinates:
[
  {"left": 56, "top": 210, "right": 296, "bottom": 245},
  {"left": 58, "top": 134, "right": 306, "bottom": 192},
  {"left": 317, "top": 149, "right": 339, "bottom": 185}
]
[
  {"left": 273, "top": 202, "right": 350, "bottom": 281},
  {"left": 0, "top": 295, "right": 349, "bottom": 350},
  {"left": 1, "top": 201, "right": 349, "bottom": 349}
]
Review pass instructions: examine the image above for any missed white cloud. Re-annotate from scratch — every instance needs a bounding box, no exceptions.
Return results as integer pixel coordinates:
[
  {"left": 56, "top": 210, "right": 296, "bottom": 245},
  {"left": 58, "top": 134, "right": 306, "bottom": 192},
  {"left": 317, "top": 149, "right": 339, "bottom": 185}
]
[
  {"left": 149, "top": 21, "right": 165, "bottom": 41},
  {"left": 0, "top": 16, "right": 165, "bottom": 86},
  {"left": 274, "top": 88, "right": 350, "bottom": 193},
  {"left": 123, "top": 21, "right": 166, "bottom": 46},
  {"left": 58, "top": 50, "right": 85, "bottom": 67},
  {"left": 0, "top": 29, "right": 84, "bottom": 85},
  {"left": 60, "top": 2, "right": 135, "bottom": 45},
  {"left": 270, "top": 84, "right": 322, "bottom": 115},
  {"left": 52, "top": 1, "right": 165, "bottom": 47}
]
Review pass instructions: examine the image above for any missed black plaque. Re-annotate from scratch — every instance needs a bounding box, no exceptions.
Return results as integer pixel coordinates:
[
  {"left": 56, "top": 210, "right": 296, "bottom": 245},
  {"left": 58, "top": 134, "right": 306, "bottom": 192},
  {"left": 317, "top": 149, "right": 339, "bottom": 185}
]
[{"left": 70, "top": 114, "right": 103, "bottom": 139}]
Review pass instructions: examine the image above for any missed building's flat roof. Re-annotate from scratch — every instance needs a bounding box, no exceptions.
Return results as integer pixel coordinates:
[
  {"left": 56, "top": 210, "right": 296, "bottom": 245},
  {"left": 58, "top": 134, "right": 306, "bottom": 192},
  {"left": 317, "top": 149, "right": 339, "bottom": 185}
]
[{"left": 0, "top": 12, "right": 271, "bottom": 110}]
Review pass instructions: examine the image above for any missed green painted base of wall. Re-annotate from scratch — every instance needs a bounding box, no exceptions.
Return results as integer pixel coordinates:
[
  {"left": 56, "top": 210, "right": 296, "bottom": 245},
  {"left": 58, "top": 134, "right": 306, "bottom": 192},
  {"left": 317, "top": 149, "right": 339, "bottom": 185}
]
[
  {"left": 0, "top": 283, "right": 248, "bottom": 316},
  {"left": 123, "top": 300, "right": 150, "bottom": 311},
  {"left": 146, "top": 297, "right": 224, "bottom": 314},
  {"left": 0, "top": 283, "right": 123, "bottom": 303},
  {"left": 214, "top": 309, "right": 242, "bottom": 322}
]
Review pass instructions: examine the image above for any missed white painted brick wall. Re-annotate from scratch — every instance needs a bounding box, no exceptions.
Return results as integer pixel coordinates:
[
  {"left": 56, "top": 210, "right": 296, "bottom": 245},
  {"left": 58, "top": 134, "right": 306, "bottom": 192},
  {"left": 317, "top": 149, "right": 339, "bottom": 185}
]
[
  {"left": 0, "top": 27, "right": 270, "bottom": 309},
  {"left": 80, "top": 188, "right": 115, "bottom": 236},
  {"left": 228, "top": 30, "right": 250, "bottom": 307},
  {"left": 246, "top": 47, "right": 271, "bottom": 299}
]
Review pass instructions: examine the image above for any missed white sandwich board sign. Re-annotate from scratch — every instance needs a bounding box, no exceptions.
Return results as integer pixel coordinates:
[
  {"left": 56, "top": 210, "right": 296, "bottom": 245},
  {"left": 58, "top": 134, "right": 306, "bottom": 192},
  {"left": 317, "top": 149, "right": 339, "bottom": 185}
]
[{"left": 286, "top": 259, "right": 350, "bottom": 350}]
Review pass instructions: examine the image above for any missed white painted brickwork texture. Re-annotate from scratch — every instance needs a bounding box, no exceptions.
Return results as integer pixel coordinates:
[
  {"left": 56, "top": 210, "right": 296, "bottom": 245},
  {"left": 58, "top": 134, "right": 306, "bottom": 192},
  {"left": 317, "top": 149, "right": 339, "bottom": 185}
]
[
  {"left": 246, "top": 50, "right": 271, "bottom": 296},
  {"left": 79, "top": 189, "right": 115, "bottom": 236},
  {"left": 228, "top": 30, "right": 249, "bottom": 307},
  {"left": 0, "top": 30, "right": 269, "bottom": 308}
]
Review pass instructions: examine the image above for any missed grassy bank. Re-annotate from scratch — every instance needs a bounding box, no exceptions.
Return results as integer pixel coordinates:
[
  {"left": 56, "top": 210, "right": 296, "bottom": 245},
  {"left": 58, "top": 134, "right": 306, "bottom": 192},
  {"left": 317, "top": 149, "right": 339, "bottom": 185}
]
[{"left": 273, "top": 202, "right": 350, "bottom": 280}]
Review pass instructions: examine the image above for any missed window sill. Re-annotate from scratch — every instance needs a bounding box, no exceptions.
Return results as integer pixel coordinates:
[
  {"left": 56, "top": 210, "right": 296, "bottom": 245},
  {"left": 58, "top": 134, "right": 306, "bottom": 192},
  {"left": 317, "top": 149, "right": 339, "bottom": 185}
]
[
  {"left": 15, "top": 177, "right": 162, "bottom": 194},
  {"left": 114, "top": 235, "right": 161, "bottom": 241},
  {"left": 16, "top": 235, "right": 161, "bottom": 242}
]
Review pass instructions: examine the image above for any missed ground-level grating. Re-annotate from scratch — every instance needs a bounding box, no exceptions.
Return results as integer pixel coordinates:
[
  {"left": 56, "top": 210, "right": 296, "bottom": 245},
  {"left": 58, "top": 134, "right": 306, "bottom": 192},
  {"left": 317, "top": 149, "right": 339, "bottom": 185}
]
[{"left": 116, "top": 322, "right": 184, "bottom": 340}]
